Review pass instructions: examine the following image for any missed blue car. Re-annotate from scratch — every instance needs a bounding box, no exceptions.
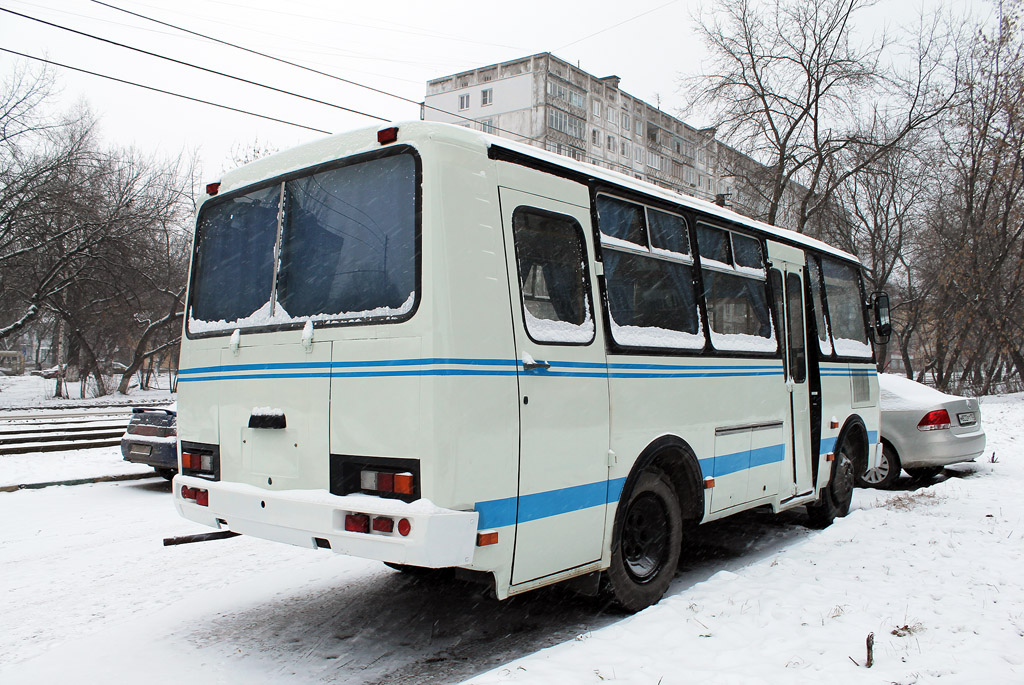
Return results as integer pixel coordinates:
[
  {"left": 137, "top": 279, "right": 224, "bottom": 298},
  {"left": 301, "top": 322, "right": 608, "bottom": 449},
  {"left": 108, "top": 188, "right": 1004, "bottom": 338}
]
[{"left": 121, "top": 404, "right": 178, "bottom": 480}]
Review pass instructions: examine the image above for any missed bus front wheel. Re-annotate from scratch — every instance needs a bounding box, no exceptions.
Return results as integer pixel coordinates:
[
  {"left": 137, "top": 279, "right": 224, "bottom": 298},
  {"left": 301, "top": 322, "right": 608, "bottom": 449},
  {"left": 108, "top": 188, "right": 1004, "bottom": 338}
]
[
  {"left": 605, "top": 470, "right": 682, "bottom": 612},
  {"left": 806, "top": 444, "right": 855, "bottom": 529}
]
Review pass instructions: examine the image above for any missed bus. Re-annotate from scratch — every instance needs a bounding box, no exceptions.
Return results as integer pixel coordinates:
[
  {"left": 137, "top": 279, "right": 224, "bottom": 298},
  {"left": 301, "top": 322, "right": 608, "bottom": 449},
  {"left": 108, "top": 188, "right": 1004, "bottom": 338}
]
[{"left": 174, "top": 121, "right": 890, "bottom": 612}]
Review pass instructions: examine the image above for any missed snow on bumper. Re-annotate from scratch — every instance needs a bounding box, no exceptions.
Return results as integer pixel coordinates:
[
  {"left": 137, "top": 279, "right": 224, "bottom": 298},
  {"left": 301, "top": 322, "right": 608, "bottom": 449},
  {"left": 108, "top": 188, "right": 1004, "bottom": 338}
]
[{"left": 173, "top": 476, "right": 479, "bottom": 568}]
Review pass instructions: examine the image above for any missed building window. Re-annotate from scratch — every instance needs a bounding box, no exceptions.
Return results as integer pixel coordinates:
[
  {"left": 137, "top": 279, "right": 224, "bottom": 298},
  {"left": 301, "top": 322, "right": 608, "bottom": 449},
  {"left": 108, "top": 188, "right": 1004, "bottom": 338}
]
[
  {"left": 634, "top": 146, "right": 642, "bottom": 162},
  {"left": 647, "top": 123, "right": 659, "bottom": 145},
  {"left": 647, "top": 151, "right": 661, "bottom": 170},
  {"left": 621, "top": 112, "right": 630, "bottom": 130},
  {"left": 481, "top": 119, "right": 495, "bottom": 134},
  {"left": 635, "top": 119, "right": 642, "bottom": 136},
  {"left": 607, "top": 135, "right": 616, "bottom": 151},
  {"left": 548, "top": 109, "right": 586, "bottom": 140},
  {"left": 593, "top": 99, "right": 602, "bottom": 117},
  {"left": 568, "top": 90, "right": 585, "bottom": 108},
  {"left": 481, "top": 88, "right": 493, "bottom": 106},
  {"left": 592, "top": 129, "right": 600, "bottom": 146},
  {"left": 458, "top": 94, "right": 470, "bottom": 110},
  {"left": 621, "top": 141, "right": 629, "bottom": 157}
]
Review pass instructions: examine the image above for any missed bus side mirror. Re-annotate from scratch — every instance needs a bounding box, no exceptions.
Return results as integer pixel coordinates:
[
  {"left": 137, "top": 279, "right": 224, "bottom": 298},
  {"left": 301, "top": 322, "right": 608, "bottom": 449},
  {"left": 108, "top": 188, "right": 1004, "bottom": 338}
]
[{"left": 870, "top": 291, "right": 892, "bottom": 345}]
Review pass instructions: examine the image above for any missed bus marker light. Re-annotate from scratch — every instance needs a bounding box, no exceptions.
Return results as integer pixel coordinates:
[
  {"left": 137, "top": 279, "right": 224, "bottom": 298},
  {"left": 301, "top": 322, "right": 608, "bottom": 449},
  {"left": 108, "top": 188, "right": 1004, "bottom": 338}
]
[
  {"left": 181, "top": 485, "right": 195, "bottom": 499},
  {"left": 397, "top": 518, "right": 411, "bottom": 536},
  {"left": 393, "top": 473, "right": 414, "bottom": 495},
  {"left": 477, "top": 530, "right": 498, "bottom": 546},
  {"left": 377, "top": 126, "right": 399, "bottom": 144},
  {"left": 372, "top": 517, "right": 394, "bottom": 533},
  {"left": 830, "top": 419, "right": 839, "bottom": 429},
  {"left": 826, "top": 453, "right": 835, "bottom": 461},
  {"left": 205, "top": 182, "right": 220, "bottom": 196},
  {"left": 376, "top": 472, "right": 395, "bottom": 493},
  {"left": 703, "top": 477, "right": 715, "bottom": 490},
  {"left": 345, "top": 514, "right": 370, "bottom": 533},
  {"left": 195, "top": 489, "right": 209, "bottom": 507}
]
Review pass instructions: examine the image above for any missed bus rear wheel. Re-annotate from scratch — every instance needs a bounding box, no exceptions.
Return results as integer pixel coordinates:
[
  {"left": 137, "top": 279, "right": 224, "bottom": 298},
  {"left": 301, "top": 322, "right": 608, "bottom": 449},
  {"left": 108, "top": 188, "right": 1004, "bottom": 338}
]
[
  {"left": 605, "top": 470, "right": 682, "bottom": 613},
  {"left": 807, "top": 444, "right": 855, "bottom": 529}
]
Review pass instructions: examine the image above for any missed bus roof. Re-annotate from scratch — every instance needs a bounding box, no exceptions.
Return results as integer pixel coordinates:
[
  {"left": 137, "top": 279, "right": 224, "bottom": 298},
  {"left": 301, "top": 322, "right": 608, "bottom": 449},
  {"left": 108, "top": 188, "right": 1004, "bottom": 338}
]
[{"left": 211, "top": 121, "right": 860, "bottom": 265}]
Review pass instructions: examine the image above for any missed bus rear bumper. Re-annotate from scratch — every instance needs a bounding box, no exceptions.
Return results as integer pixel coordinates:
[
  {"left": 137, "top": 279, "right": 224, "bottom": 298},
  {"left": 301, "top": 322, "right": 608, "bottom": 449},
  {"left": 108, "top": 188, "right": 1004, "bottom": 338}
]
[{"left": 173, "top": 476, "right": 479, "bottom": 568}]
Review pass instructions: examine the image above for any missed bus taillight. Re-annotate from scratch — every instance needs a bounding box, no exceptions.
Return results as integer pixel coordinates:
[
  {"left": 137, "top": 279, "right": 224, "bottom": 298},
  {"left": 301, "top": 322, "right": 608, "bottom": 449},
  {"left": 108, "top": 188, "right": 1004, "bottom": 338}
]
[{"left": 359, "top": 469, "right": 415, "bottom": 497}]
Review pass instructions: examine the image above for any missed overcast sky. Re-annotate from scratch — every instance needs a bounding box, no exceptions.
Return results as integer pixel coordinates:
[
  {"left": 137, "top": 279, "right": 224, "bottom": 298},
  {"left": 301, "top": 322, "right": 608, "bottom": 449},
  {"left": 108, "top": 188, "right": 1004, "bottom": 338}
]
[{"left": 0, "top": 0, "right": 988, "bottom": 183}]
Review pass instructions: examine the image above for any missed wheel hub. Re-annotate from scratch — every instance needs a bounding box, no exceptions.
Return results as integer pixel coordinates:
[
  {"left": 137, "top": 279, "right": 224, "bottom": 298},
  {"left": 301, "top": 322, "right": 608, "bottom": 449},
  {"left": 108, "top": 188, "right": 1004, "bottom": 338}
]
[{"left": 622, "top": 493, "right": 669, "bottom": 583}]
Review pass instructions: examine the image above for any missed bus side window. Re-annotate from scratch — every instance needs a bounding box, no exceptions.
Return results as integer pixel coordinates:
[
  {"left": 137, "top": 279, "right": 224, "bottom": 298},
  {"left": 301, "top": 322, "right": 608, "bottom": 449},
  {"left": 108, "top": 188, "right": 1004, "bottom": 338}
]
[
  {"left": 769, "top": 269, "right": 788, "bottom": 379},
  {"left": 512, "top": 208, "right": 595, "bottom": 344},
  {"left": 786, "top": 273, "right": 807, "bottom": 383}
]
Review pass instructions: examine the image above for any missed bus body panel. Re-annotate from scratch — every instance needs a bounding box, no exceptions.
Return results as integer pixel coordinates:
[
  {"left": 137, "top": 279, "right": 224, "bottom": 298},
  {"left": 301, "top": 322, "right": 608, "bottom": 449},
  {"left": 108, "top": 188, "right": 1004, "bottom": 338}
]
[{"left": 173, "top": 122, "right": 882, "bottom": 605}]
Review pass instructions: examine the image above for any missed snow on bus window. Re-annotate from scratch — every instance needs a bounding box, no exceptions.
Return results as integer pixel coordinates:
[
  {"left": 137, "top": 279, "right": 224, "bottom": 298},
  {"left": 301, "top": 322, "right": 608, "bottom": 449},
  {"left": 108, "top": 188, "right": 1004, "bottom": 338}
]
[
  {"left": 703, "top": 270, "right": 777, "bottom": 352},
  {"left": 189, "top": 184, "right": 280, "bottom": 326},
  {"left": 806, "top": 256, "right": 834, "bottom": 356},
  {"left": 188, "top": 153, "right": 417, "bottom": 334},
  {"left": 604, "top": 250, "right": 704, "bottom": 349},
  {"left": 277, "top": 155, "right": 416, "bottom": 320},
  {"left": 696, "top": 224, "right": 731, "bottom": 270},
  {"left": 731, "top": 233, "right": 764, "bottom": 274},
  {"left": 596, "top": 195, "right": 647, "bottom": 248},
  {"left": 647, "top": 208, "right": 689, "bottom": 257},
  {"left": 513, "top": 208, "right": 595, "bottom": 344},
  {"left": 821, "top": 257, "right": 871, "bottom": 358}
]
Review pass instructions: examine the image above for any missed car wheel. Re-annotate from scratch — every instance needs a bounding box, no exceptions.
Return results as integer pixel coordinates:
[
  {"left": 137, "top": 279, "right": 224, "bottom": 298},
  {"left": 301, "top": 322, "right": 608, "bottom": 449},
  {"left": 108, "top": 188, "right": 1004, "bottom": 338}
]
[
  {"left": 604, "top": 470, "right": 683, "bottom": 613},
  {"left": 807, "top": 444, "right": 855, "bottom": 529},
  {"left": 857, "top": 444, "right": 901, "bottom": 489},
  {"left": 905, "top": 466, "right": 944, "bottom": 481},
  {"left": 155, "top": 468, "right": 176, "bottom": 481}
]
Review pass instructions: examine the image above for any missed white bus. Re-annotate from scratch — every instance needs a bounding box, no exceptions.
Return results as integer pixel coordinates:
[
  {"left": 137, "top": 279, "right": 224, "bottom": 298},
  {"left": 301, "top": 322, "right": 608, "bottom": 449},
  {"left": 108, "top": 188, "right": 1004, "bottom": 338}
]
[{"left": 175, "top": 122, "right": 890, "bottom": 611}]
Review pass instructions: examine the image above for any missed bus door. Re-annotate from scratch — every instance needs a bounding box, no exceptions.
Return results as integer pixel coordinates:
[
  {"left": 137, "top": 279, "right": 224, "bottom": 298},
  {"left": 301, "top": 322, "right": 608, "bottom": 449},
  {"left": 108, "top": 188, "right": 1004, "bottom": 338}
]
[
  {"left": 767, "top": 242, "right": 815, "bottom": 497},
  {"left": 498, "top": 187, "right": 610, "bottom": 586}
]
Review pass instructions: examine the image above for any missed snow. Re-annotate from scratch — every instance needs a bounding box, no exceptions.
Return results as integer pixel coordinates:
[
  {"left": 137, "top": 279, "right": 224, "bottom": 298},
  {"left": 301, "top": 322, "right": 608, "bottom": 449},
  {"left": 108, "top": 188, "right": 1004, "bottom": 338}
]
[
  {"left": 709, "top": 330, "right": 778, "bottom": 353},
  {"left": 610, "top": 319, "right": 705, "bottom": 349},
  {"left": 0, "top": 373, "right": 176, "bottom": 409},
  {"left": 250, "top": 406, "right": 285, "bottom": 417},
  {"left": 832, "top": 336, "right": 873, "bottom": 358},
  {"left": 879, "top": 373, "right": 968, "bottom": 410},
  {"left": 1, "top": 384, "right": 1022, "bottom": 683},
  {"left": 524, "top": 308, "right": 594, "bottom": 344},
  {"left": 189, "top": 292, "right": 417, "bottom": 333}
]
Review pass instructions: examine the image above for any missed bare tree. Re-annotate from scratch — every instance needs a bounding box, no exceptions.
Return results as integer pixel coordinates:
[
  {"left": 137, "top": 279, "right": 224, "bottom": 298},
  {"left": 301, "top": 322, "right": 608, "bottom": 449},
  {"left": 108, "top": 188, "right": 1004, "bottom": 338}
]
[{"left": 685, "top": 0, "right": 957, "bottom": 232}]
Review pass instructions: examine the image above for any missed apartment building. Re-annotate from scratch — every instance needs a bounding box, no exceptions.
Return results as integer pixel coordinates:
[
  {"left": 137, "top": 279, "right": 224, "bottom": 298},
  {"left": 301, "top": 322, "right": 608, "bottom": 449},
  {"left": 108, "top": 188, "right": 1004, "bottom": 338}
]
[{"left": 422, "top": 52, "right": 795, "bottom": 224}]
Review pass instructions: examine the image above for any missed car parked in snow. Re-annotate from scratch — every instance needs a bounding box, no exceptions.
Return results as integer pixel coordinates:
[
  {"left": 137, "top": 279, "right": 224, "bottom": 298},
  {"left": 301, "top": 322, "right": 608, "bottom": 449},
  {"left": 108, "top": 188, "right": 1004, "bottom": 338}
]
[
  {"left": 121, "top": 404, "right": 178, "bottom": 480},
  {"left": 857, "top": 375, "right": 985, "bottom": 488}
]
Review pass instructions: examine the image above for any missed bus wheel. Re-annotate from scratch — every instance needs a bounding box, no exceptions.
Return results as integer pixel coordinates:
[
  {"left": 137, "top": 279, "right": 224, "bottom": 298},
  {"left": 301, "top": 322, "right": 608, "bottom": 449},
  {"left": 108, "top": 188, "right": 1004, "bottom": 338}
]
[
  {"left": 605, "top": 470, "right": 682, "bottom": 612},
  {"left": 806, "top": 444, "right": 855, "bottom": 529}
]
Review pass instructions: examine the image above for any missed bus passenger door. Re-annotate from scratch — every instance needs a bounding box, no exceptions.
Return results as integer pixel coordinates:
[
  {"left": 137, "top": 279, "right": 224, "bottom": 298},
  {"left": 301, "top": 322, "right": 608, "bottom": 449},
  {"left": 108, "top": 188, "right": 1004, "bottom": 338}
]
[
  {"left": 767, "top": 243, "right": 815, "bottom": 497},
  {"left": 497, "top": 187, "right": 610, "bottom": 587}
]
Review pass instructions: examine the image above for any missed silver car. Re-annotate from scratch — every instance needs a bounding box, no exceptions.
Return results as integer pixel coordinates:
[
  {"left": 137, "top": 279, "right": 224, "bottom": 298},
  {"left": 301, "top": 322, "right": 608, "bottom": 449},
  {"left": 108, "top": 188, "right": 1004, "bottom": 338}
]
[{"left": 858, "top": 374, "right": 986, "bottom": 489}]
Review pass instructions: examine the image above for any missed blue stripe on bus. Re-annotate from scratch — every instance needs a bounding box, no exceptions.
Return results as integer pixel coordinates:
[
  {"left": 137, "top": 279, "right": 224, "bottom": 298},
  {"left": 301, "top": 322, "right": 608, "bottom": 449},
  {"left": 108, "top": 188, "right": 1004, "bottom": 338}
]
[
  {"left": 177, "top": 358, "right": 788, "bottom": 383},
  {"left": 700, "top": 444, "right": 787, "bottom": 478},
  {"left": 473, "top": 446, "right": 786, "bottom": 529},
  {"left": 475, "top": 477, "right": 628, "bottom": 529}
]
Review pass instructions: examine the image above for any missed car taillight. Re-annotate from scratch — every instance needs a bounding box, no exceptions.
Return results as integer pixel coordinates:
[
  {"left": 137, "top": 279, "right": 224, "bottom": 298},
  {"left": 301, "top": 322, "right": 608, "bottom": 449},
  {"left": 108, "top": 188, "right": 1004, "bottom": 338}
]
[{"left": 917, "top": 409, "right": 952, "bottom": 431}]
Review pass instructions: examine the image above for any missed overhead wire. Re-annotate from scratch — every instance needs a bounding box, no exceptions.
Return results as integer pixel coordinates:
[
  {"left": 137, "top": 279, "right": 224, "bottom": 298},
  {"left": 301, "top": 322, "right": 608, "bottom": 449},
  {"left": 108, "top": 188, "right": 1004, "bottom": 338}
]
[
  {"left": 87, "top": 0, "right": 544, "bottom": 142},
  {"left": 0, "top": 6, "right": 389, "bottom": 122},
  {"left": 0, "top": 47, "right": 332, "bottom": 134}
]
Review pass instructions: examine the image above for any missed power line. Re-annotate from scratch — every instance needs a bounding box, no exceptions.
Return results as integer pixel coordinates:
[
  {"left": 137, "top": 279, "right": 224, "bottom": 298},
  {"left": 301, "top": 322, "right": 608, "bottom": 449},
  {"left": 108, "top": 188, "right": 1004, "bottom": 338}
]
[
  {"left": 88, "top": 0, "right": 543, "bottom": 143},
  {"left": 0, "top": 47, "right": 332, "bottom": 135},
  {"left": 0, "top": 6, "right": 388, "bottom": 122},
  {"left": 556, "top": 0, "right": 682, "bottom": 51}
]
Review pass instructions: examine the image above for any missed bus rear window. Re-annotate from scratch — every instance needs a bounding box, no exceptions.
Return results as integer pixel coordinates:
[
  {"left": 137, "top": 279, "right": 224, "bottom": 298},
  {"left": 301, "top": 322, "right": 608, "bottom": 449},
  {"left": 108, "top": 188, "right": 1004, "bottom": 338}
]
[{"left": 189, "top": 152, "right": 418, "bottom": 334}]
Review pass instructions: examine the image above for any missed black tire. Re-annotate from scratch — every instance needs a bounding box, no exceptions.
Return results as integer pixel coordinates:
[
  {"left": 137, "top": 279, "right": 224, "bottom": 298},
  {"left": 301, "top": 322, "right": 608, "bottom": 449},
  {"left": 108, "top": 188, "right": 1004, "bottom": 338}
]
[
  {"left": 807, "top": 443, "right": 856, "bottom": 529},
  {"left": 605, "top": 470, "right": 683, "bottom": 613},
  {"left": 155, "top": 468, "right": 176, "bottom": 481},
  {"left": 856, "top": 444, "right": 901, "bottom": 489},
  {"left": 905, "top": 466, "right": 944, "bottom": 481}
]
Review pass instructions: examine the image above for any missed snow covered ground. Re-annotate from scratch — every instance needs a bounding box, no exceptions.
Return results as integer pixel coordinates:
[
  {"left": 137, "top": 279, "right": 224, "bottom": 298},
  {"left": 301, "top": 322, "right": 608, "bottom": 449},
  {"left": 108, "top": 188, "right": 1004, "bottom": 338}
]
[
  {"left": 0, "top": 389, "right": 1021, "bottom": 683},
  {"left": 0, "top": 372, "right": 175, "bottom": 409}
]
